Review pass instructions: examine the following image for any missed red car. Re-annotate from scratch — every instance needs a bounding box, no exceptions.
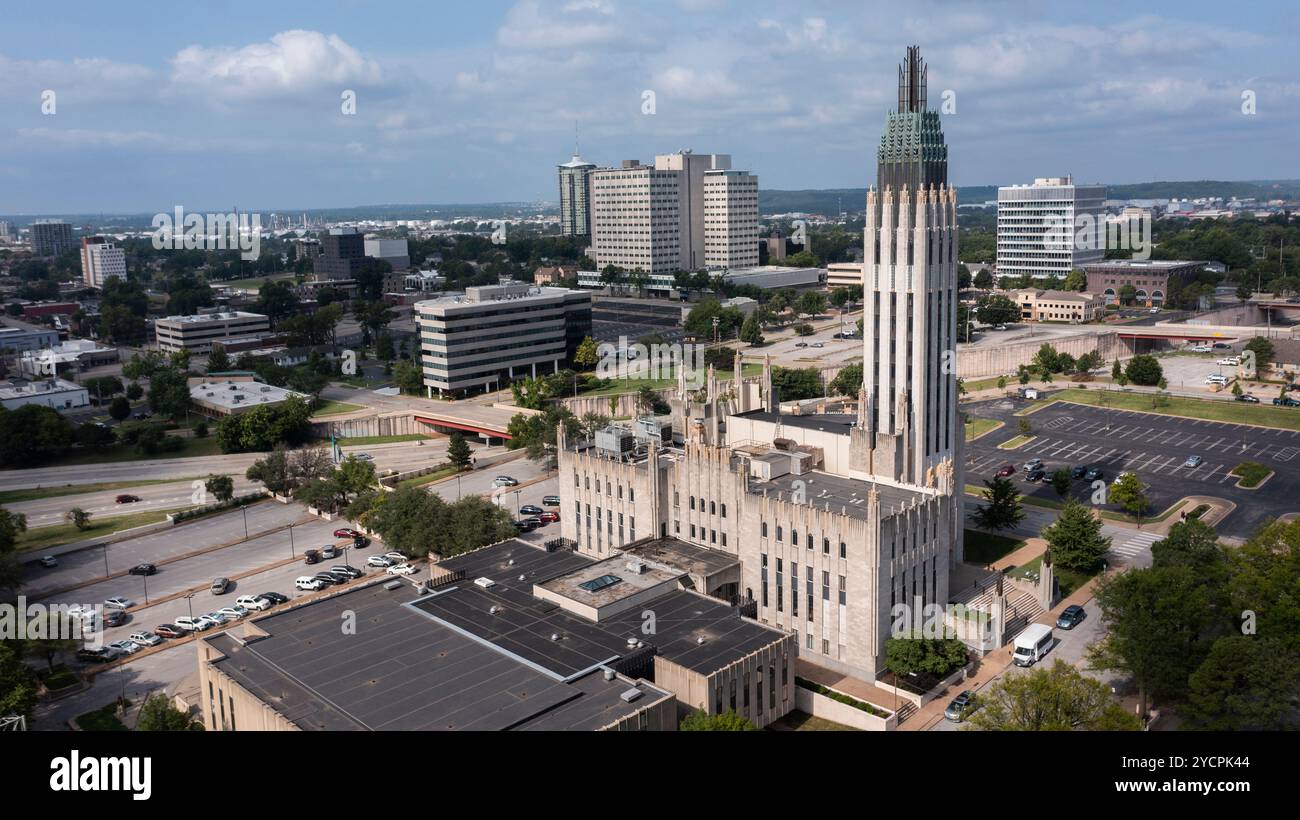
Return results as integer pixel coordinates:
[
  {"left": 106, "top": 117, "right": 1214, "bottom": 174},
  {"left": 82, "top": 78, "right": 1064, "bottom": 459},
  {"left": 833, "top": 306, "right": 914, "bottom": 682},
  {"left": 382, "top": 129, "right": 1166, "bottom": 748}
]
[
  {"left": 333, "top": 528, "right": 362, "bottom": 538},
  {"left": 539, "top": 511, "right": 560, "bottom": 523},
  {"left": 994, "top": 464, "right": 1016, "bottom": 478},
  {"left": 154, "top": 624, "right": 186, "bottom": 638},
  {"left": 116, "top": 494, "right": 141, "bottom": 504}
]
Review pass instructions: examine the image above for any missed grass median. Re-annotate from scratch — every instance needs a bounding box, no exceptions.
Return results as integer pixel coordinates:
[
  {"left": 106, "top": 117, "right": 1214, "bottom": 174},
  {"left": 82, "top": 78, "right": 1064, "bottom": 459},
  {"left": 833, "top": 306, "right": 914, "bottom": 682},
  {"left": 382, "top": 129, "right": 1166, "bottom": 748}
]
[
  {"left": 0, "top": 479, "right": 191, "bottom": 505},
  {"left": 964, "top": 418, "right": 1003, "bottom": 441},
  {"left": 312, "top": 400, "right": 365, "bottom": 417}
]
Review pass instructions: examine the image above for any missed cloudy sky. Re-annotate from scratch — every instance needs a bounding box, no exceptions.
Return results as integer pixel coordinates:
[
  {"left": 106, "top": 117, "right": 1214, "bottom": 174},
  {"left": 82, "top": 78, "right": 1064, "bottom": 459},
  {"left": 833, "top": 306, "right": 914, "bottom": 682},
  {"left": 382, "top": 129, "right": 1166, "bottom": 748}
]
[{"left": 1, "top": 0, "right": 1297, "bottom": 214}]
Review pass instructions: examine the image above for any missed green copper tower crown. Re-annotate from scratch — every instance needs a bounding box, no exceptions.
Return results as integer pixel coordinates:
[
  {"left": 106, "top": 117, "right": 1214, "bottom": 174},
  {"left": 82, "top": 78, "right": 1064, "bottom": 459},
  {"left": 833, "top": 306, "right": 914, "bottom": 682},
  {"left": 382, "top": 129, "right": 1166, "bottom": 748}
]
[{"left": 876, "top": 45, "right": 948, "bottom": 192}]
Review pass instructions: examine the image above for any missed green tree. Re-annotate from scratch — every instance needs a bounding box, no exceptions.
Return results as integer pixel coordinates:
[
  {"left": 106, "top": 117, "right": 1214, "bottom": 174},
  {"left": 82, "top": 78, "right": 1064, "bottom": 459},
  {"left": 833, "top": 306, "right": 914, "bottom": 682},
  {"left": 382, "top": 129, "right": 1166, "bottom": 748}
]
[
  {"left": 65, "top": 507, "right": 91, "bottom": 531},
  {"left": 965, "top": 660, "right": 1141, "bottom": 731},
  {"left": 794, "top": 290, "right": 827, "bottom": 316},
  {"left": 828, "top": 363, "right": 863, "bottom": 397},
  {"left": 374, "top": 333, "right": 396, "bottom": 362},
  {"left": 147, "top": 367, "right": 192, "bottom": 419},
  {"left": 1124, "top": 354, "right": 1163, "bottom": 386},
  {"left": 973, "top": 269, "right": 994, "bottom": 289},
  {"left": 0, "top": 404, "right": 74, "bottom": 467},
  {"left": 739, "top": 314, "right": 764, "bottom": 346},
  {"left": 885, "top": 635, "right": 969, "bottom": 677},
  {"left": 1063, "top": 269, "right": 1087, "bottom": 291},
  {"left": 975, "top": 294, "right": 1020, "bottom": 326},
  {"left": 1108, "top": 472, "right": 1148, "bottom": 521},
  {"left": 574, "top": 336, "right": 599, "bottom": 370},
  {"left": 1183, "top": 636, "right": 1300, "bottom": 731},
  {"left": 0, "top": 507, "right": 29, "bottom": 552},
  {"left": 0, "top": 643, "right": 39, "bottom": 721},
  {"left": 1041, "top": 499, "right": 1110, "bottom": 571},
  {"left": 1243, "top": 336, "right": 1274, "bottom": 370},
  {"left": 972, "top": 477, "right": 1025, "bottom": 532},
  {"left": 204, "top": 474, "right": 234, "bottom": 503},
  {"left": 770, "top": 367, "right": 822, "bottom": 402},
  {"left": 393, "top": 360, "right": 424, "bottom": 394},
  {"left": 680, "top": 709, "right": 758, "bottom": 731},
  {"left": 206, "top": 345, "right": 232, "bottom": 373},
  {"left": 136, "top": 694, "right": 200, "bottom": 731},
  {"left": 109, "top": 396, "right": 131, "bottom": 422},
  {"left": 447, "top": 432, "right": 472, "bottom": 469},
  {"left": 126, "top": 382, "right": 144, "bottom": 401},
  {"left": 1049, "top": 468, "right": 1072, "bottom": 498}
]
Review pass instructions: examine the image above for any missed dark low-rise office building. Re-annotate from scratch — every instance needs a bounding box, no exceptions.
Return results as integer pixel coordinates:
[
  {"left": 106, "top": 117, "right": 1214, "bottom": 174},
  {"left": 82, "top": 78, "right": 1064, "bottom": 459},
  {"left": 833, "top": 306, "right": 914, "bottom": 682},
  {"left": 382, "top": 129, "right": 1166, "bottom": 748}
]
[{"left": 1081, "top": 259, "right": 1208, "bottom": 305}]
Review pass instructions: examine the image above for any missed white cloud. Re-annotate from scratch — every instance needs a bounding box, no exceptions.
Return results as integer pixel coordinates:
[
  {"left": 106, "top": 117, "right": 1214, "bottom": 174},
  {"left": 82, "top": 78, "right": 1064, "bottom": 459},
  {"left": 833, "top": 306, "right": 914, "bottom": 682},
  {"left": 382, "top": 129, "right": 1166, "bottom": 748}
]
[
  {"left": 169, "top": 30, "right": 383, "bottom": 99},
  {"left": 0, "top": 53, "right": 155, "bottom": 102}
]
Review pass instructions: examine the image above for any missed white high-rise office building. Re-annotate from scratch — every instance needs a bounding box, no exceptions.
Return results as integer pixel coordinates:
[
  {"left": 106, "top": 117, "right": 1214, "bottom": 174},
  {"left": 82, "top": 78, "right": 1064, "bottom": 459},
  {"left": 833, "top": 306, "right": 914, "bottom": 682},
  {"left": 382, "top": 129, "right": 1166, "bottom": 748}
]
[
  {"left": 0, "top": 221, "right": 11, "bottom": 241},
  {"left": 590, "top": 151, "right": 758, "bottom": 290},
  {"left": 557, "top": 155, "right": 597, "bottom": 237},
  {"left": 996, "top": 176, "right": 1106, "bottom": 283},
  {"left": 80, "top": 236, "right": 127, "bottom": 288}
]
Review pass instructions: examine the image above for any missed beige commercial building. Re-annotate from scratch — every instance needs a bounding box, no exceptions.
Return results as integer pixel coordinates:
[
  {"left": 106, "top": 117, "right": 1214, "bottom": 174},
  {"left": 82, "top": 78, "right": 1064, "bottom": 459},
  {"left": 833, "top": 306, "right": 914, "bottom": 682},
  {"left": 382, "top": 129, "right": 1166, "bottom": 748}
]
[
  {"left": 827, "top": 262, "right": 864, "bottom": 288},
  {"left": 80, "top": 236, "right": 127, "bottom": 288},
  {"left": 1009, "top": 289, "right": 1104, "bottom": 322},
  {"left": 154, "top": 311, "right": 271, "bottom": 354}
]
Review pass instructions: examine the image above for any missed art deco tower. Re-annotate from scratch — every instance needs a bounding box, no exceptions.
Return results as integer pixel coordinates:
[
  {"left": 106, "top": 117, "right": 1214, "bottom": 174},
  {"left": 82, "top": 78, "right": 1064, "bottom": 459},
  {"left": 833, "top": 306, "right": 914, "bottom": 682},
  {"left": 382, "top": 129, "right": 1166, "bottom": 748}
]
[{"left": 855, "top": 46, "right": 960, "bottom": 490}]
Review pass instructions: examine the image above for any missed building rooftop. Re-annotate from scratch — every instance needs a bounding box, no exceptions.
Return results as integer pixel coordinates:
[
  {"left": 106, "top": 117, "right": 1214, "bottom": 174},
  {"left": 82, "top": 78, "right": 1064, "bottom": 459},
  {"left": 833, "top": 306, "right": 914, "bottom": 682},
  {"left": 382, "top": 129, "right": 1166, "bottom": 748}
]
[
  {"left": 748, "top": 468, "right": 931, "bottom": 521},
  {"left": 416, "top": 284, "right": 587, "bottom": 310},
  {"left": 188, "top": 379, "right": 305, "bottom": 410},
  {"left": 0, "top": 377, "right": 84, "bottom": 400},
  {"left": 157, "top": 311, "right": 268, "bottom": 324},
  {"left": 205, "top": 580, "right": 670, "bottom": 731},
  {"left": 421, "top": 539, "right": 785, "bottom": 677},
  {"left": 732, "top": 410, "right": 857, "bottom": 435},
  {"left": 1081, "top": 259, "right": 1206, "bottom": 270}
]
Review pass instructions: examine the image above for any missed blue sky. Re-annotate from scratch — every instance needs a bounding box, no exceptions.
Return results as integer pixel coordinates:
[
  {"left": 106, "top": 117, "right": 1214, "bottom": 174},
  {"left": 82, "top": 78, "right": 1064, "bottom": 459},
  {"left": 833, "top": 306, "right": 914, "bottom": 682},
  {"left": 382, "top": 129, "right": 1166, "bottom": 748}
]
[{"left": 0, "top": 0, "right": 1296, "bottom": 213}]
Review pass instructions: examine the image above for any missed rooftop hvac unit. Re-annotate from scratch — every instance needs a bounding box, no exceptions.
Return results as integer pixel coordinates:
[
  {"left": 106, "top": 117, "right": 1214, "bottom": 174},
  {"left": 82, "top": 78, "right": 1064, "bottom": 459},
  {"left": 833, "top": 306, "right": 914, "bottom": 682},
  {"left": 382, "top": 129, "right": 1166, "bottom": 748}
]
[
  {"left": 473, "top": 577, "right": 495, "bottom": 589},
  {"left": 595, "top": 426, "right": 635, "bottom": 458},
  {"left": 603, "top": 668, "right": 616, "bottom": 681},
  {"left": 619, "top": 688, "right": 643, "bottom": 703},
  {"left": 625, "top": 559, "right": 646, "bottom": 575}
]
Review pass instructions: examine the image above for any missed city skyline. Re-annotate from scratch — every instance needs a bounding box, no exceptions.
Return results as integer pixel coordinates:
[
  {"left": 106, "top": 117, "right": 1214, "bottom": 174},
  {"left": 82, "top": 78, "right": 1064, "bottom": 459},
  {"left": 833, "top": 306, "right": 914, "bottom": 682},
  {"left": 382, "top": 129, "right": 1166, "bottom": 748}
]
[{"left": 1, "top": 0, "right": 1297, "bottom": 213}]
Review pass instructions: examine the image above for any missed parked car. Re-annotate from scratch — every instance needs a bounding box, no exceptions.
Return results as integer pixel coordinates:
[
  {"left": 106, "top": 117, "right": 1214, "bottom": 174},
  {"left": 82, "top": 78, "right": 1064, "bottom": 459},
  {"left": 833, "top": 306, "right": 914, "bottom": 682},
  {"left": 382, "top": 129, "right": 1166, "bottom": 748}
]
[
  {"left": 295, "top": 576, "right": 325, "bottom": 591},
  {"left": 303, "top": 549, "right": 320, "bottom": 565},
  {"left": 514, "top": 519, "right": 538, "bottom": 532},
  {"left": 216, "top": 606, "right": 249, "bottom": 621},
  {"left": 542, "top": 495, "right": 561, "bottom": 506},
  {"left": 311, "top": 573, "right": 339, "bottom": 586},
  {"left": 320, "top": 545, "right": 339, "bottom": 560},
  {"left": 1205, "top": 374, "right": 1228, "bottom": 384},
  {"left": 1237, "top": 394, "right": 1261, "bottom": 403},
  {"left": 383, "top": 552, "right": 406, "bottom": 563},
  {"left": 994, "top": 464, "right": 1016, "bottom": 478},
  {"left": 132, "top": 411, "right": 152, "bottom": 420},
  {"left": 104, "top": 610, "right": 128, "bottom": 628},
  {"left": 236, "top": 595, "right": 272, "bottom": 611},
  {"left": 257, "top": 592, "right": 289, "bottom": 605},
  {"left": 128, "top": 631, "right": 163, "bottom": 648},
  {"left": 811, "top": 342, "right": 825, "bottom": 348},
  {"left": 992, "top": 324, "right": 1008, "bottom": 331},
  {"left": 352, "top": 536, "right": 371, "bottom": 549},
  {"left": 944, "top": 691, "right": 977, "bottom": 722},
  {"left": 1084, "top": 467, "right": 1103, "bottom": 481},
  {"left": 104, "top": 596, "right": 135, "bottom": 610},
  {"left": 108, "top": 639, "right": 141, "bottom": 656},
  {"left": 154, "top": 624, "right": 186, "bottom": 638},
  {"left": 329, "top": 565, "right": 363, "bottom": 579},
  {"left": 1022, "top": 458, "right": 1043, "bottom": 472},
  {"left": 1070, "top": 465, "right": 1087, "bottom": 480},
  {"left": 539, "top": 511, "right": 560, "bottom": 523},
  {"left": 202, "top": 611, "right": 231, "bottom": 624},
  {"left": 1183, "top": 455, "right": 1204, "bottom": 468},
  {"left": 793, "top": 342, "right": 808, "bottom": 348},
  {"left": 1217, "top": 357, "right": 1240, "bottom": 366},
  {"left": 1025, "top": 468, "right": 1046, "bottom": 483},
  {"left": 1274, "top": 396, "right": 1300, "bottom": 407},
  {"left": 1056, "top": 604, "right": 1086, "bottom": 630},
  {"left": 38, "top": 555, "right": 58, "bottom": 568},
  {"left": 174, "top": 616, "right": 212, "bottom": 632},
  {"left": 210, "top": 577, "right": 230, "bottom": 595},
  {"left": 520, "top": 504, "right": 543, "bottom": 516},
  {"left": 1212, "top": 342, "right": 1231, "bottom": 349},
  {"left": 493, "top": 476, "right": 519, "bottom": 487},
  {"left": 387, "top": 563, "right": 417, "bottom": 576},
  {"left": 333, "top": 528, "right": 362, "bottom": 538},
  {"left": 128, "top": 563, "right": 157, "bottom": 576},
  {"left": 76, "top": 647, "right": 117, "bottom": 663},
  {"left": 367, "top": 555, "right": 396, "bottom": 568},
  {"left": 115, "top": 494, "right": 141, "bottom": 504}
]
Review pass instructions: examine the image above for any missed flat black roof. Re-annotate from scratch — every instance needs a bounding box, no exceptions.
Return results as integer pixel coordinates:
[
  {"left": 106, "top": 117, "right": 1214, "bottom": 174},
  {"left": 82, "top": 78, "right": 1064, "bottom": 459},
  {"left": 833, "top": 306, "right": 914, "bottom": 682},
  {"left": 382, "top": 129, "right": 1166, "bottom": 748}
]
[
  {"left": 424, "top": 539, "right": 786, "bottom": 676},
  {"left": 748, "top": 470, "right": 929, "bottom": 521},
  {"left": 733, "top": 410, "right": 857, "bottom": 435},
  {"left": 207, "top": 580, "right": 669, "bottom": 731}
]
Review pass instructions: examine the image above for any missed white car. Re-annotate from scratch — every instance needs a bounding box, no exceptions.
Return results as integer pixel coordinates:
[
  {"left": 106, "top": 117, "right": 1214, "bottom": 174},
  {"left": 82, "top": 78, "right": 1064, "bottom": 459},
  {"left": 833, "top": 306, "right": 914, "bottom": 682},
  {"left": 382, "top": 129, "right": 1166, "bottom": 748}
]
[
  {"left": 1190, "top": 345, "right": 1212, "bottom": 353},
  {"left": 236, "top": 595, "right": 272, "bottom": 611},
  {"left": 103, "top": 596, "right": 135, "bottom": 610},
  {"left": 174, "top": 616, "right": 213, "bottom": 632},
  {"left": 216, "top": 606, "right": 249, "bottom": 621},
  {"left": 1217, "top": 357, "right": 1240, "bottom": 366},
  {"left": 203, "top": 611, "right": 231, "bottom": 624},
  {"left": 128, "top": 631, "right": 163, "bottom": 648},
  {"left": 383, "top": 552, "right": 407, "bottom": 563},
  {"left": 386, "top": 563, "right": 417, "bottom": 576},
  {"left": 295, "top": 576, "right": 325, "bottom": 591},
  {"left": 353, "top": 453, "right": 374, "bottom": 461},
  {"left": 1205, "top": 375, "right": 1228, "bottom": 385},
  {"left": 367, "top": 555, "right": 395, "bottom": 568},
  {"left": 108, "top": 639, "right": 141, "bottom": 655},
  {"left": 38, "top": 555, "right": 58, "bottom": 568}
]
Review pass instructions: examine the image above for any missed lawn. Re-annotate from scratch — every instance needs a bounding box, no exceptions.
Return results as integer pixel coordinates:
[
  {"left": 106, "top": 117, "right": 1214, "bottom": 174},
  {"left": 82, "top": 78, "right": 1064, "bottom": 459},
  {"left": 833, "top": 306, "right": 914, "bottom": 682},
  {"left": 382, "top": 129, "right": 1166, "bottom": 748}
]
[
  {"left": 963, "top": 375, "right": 1012, "bottom": 393},
  {"left": 0, "top": 478, "right": 190, "bottom": 505},
  {"left": 333, "top": 434, "right": 433, "bottom": 446},
  {"left": 396, "top": 464, "right": 464, "bottom": 491},
  {"left": 312, "top": 400, "right": 365, "bottom": 417},
  {"left": 40, "top": 436, "right": 224, "bottom": 468},
  {"left": 1007, "top": 555, "right": 1096, "bottom": 597},
  {"left": 963, "top": 529, "right": 1026, "bottom": 564},
  {"left": 1027, "top": 389, "right": 1300, "bottom": 431},
  {"left": 76, "top": 701, "right": 130, "bottom": 731},
  {"left": 964, "top": 417, "right": 1002, "bottom": 441},
  {"left": 16, "top": 510, "right": 172, "bottom": 553},
  {"left": 1231, "top": 461, "right": 1272, "bottom": 488}
]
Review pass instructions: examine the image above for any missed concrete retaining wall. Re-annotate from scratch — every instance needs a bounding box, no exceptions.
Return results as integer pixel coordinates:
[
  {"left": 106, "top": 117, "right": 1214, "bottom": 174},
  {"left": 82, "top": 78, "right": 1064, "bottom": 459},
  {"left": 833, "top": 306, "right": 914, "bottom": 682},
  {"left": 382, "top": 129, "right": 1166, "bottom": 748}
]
[
  {"left": 956, "top": 330, "right": 1122, "bottom": 378},
  {"left": 794, "top": 686, "right": 896, "bottom": 731}
]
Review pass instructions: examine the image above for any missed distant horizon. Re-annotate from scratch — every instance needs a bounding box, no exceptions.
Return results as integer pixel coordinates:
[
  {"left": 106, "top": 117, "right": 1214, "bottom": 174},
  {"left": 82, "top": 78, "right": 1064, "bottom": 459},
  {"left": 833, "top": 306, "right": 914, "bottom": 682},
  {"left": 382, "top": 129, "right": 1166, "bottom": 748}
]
[{"left": 3, "top": 177, "right": 1297, "bottom": 223}]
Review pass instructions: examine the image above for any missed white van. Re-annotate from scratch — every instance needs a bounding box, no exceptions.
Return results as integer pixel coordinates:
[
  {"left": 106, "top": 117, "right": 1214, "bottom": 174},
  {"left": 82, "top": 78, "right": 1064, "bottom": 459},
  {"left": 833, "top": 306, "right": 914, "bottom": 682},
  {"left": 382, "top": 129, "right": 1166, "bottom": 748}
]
[
  {"left": 295, "top": 576, "right": 325, "bottom": 591},
  {"left": 1012, "top": 623, "right": 1054, "bottom": 667}
]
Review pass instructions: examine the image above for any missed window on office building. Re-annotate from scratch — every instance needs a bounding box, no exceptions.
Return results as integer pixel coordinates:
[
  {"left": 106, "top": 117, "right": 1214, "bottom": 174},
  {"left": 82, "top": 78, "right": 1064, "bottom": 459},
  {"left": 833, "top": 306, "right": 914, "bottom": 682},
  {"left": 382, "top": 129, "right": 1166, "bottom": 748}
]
[
  {"left": 840, "top": 541, "right": 847, "bottom": 559},
  {"left": 822, "top": 537, "right": 830, "bottom": 554},
  {"left": 838, "top": 575, "right": 846, "bottom": 605}
]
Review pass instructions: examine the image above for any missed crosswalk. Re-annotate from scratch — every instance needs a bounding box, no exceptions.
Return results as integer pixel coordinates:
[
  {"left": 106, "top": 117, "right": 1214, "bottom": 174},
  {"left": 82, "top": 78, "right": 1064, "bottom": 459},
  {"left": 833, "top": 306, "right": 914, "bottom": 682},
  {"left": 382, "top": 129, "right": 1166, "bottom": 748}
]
[{"left": 1110, "top": 531, "right": 1161, "bottom": 560}]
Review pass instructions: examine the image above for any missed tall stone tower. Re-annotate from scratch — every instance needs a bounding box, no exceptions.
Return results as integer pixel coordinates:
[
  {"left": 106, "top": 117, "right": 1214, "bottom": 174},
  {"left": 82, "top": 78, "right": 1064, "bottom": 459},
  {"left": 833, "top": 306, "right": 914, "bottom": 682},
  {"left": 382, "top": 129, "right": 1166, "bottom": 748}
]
[{"left": 858, "top": 46, "right": 960, "bottom": 487}]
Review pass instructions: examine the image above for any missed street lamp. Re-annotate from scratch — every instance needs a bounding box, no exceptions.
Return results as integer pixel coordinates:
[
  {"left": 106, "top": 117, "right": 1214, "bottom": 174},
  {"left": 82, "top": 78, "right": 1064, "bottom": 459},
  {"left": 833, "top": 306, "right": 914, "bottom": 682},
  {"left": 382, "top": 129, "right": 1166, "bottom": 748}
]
[
  {"left": 141, "top": 572, "right": 149, "bottom": 606},
  {"left": 240, "top": 504, "right": 248, "bottom": 541},
  {"left": 288, "top": 522, "right": 296, "bottom": 558},
  {"left": 102, "top": 543, "right": 110, "bottom": 578}
]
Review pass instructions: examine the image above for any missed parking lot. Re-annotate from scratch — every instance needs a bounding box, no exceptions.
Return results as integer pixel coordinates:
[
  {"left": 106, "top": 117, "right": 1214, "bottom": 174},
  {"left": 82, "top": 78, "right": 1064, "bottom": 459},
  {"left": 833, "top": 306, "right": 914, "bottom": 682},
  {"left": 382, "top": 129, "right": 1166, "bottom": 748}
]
[{"left": 965, "top": 395, "right": 1300, "bottom": 538}]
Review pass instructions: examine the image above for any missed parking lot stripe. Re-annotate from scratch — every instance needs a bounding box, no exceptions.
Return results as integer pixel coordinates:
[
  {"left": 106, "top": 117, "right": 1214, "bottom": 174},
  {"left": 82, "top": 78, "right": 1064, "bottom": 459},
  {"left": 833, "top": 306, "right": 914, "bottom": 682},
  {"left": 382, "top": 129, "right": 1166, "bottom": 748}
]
[{"left": 1200, "top": 464, "right": 1222, "bottom": 481}]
